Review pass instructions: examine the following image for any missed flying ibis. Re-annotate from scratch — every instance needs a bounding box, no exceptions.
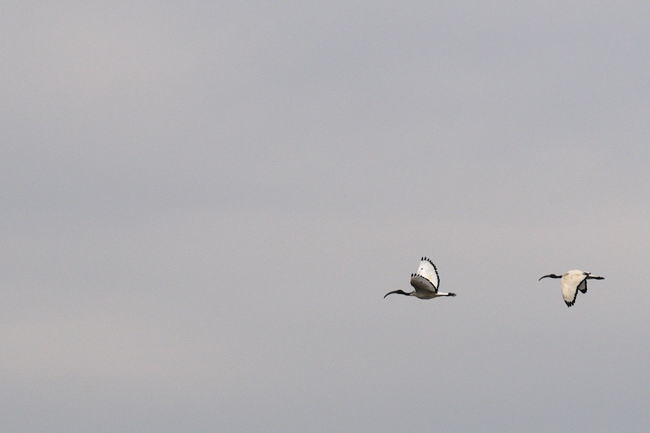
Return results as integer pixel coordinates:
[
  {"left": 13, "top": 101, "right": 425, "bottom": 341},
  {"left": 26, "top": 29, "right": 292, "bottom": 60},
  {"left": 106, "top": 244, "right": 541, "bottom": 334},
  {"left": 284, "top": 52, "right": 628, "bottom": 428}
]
[
  {"left": 384, "top": 257, "right": 456, "bottom": 300},
  {"left": 538, "top": 270, "right": 604, "bottom": 307}
]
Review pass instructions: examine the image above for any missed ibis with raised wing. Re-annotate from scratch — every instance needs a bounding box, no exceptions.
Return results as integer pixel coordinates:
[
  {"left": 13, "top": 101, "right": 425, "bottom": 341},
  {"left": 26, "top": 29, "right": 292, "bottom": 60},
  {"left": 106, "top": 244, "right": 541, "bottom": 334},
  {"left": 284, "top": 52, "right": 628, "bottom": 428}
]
[{"left": 384, "top": 257, "right": 456, "bottom": 301}]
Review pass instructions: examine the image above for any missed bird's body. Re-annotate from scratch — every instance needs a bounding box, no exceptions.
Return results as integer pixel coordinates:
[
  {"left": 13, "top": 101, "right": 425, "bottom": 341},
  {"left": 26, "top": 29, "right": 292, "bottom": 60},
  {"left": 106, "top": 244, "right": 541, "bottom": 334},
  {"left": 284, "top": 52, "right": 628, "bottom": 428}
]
[
  {"left": 384, "top": 257, "right": 456, "bottom": 300},
  {"left": 538, "top": 269, "right": 604, "bottom": 307}
]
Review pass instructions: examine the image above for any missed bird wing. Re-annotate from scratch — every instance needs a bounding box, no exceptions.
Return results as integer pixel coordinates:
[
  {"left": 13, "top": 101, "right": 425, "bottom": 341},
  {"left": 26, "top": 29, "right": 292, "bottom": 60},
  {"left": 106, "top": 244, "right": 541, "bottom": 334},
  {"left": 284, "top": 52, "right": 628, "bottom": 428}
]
[
  {"left": 577, "top": 279, "right": 587, "bottom": 293},
  {"left": 416, "top": 257, "right": 440, "bottom": 288},
  {"left": 561, "top": 271, "right": 587, "bottom": 307},
  {"left": 410, "top": 274, "right": 437, "bottom": 295},
  {"left": 411, "top": 257, "right": 439, "bottom": 292}
]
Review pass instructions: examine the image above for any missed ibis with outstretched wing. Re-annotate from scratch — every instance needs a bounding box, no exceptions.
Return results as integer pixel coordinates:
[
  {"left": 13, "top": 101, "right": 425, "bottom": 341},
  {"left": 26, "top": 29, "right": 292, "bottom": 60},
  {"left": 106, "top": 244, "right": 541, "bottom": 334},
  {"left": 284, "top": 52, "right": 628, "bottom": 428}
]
[{"left": 538, "top": 269, "right": 604, "bottom": 307}]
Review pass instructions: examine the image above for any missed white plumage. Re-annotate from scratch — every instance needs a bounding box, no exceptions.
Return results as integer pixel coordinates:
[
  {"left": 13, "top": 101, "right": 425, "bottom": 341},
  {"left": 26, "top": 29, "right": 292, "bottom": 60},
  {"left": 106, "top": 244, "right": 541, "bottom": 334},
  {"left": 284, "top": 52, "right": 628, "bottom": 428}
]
[
  {"left": 538, "top": 269, "right": 605, "bottom": 307},
  {"left": 384, "top": 257, "right": 456, "bottom": 300}
]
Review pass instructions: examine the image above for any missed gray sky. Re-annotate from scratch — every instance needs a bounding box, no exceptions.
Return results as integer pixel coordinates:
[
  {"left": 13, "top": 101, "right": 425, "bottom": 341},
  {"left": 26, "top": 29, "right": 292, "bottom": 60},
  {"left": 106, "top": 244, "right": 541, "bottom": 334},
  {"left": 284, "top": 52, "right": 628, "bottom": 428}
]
[{"left": 2, "top": 1, "right": 649, "bottom": 432}]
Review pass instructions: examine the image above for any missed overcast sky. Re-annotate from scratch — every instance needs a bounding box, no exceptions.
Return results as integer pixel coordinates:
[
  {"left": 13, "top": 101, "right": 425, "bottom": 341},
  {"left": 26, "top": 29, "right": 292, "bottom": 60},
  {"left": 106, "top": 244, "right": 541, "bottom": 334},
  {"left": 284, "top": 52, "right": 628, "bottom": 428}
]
[{"left": 2, "top": 1, "right": 649, "bottom": 432}]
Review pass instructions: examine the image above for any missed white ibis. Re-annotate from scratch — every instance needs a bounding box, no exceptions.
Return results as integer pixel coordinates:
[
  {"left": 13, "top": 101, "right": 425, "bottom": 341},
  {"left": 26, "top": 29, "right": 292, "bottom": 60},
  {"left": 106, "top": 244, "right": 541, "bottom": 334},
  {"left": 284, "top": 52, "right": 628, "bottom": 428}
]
[
  {"left": 538, "top": 270, "right": 605, "bottom": 307},
  {"left": 384, "top": 257, "right": 456, "bottom": 300}
]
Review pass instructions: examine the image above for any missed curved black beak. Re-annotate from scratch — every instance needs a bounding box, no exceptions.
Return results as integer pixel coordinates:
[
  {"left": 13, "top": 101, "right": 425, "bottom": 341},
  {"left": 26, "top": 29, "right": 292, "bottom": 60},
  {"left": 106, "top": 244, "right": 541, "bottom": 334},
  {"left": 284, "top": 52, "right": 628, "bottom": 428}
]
[{"left": 384, "top": 289, "right": 409, "bottom": 298}]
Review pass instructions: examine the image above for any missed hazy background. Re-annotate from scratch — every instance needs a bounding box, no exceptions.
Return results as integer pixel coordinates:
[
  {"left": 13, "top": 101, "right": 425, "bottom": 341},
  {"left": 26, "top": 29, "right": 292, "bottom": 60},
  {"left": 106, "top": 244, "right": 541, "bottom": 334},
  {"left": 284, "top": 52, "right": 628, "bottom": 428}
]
[{"left": 2, "top": 1, "right": 649, "bottom": 432}]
